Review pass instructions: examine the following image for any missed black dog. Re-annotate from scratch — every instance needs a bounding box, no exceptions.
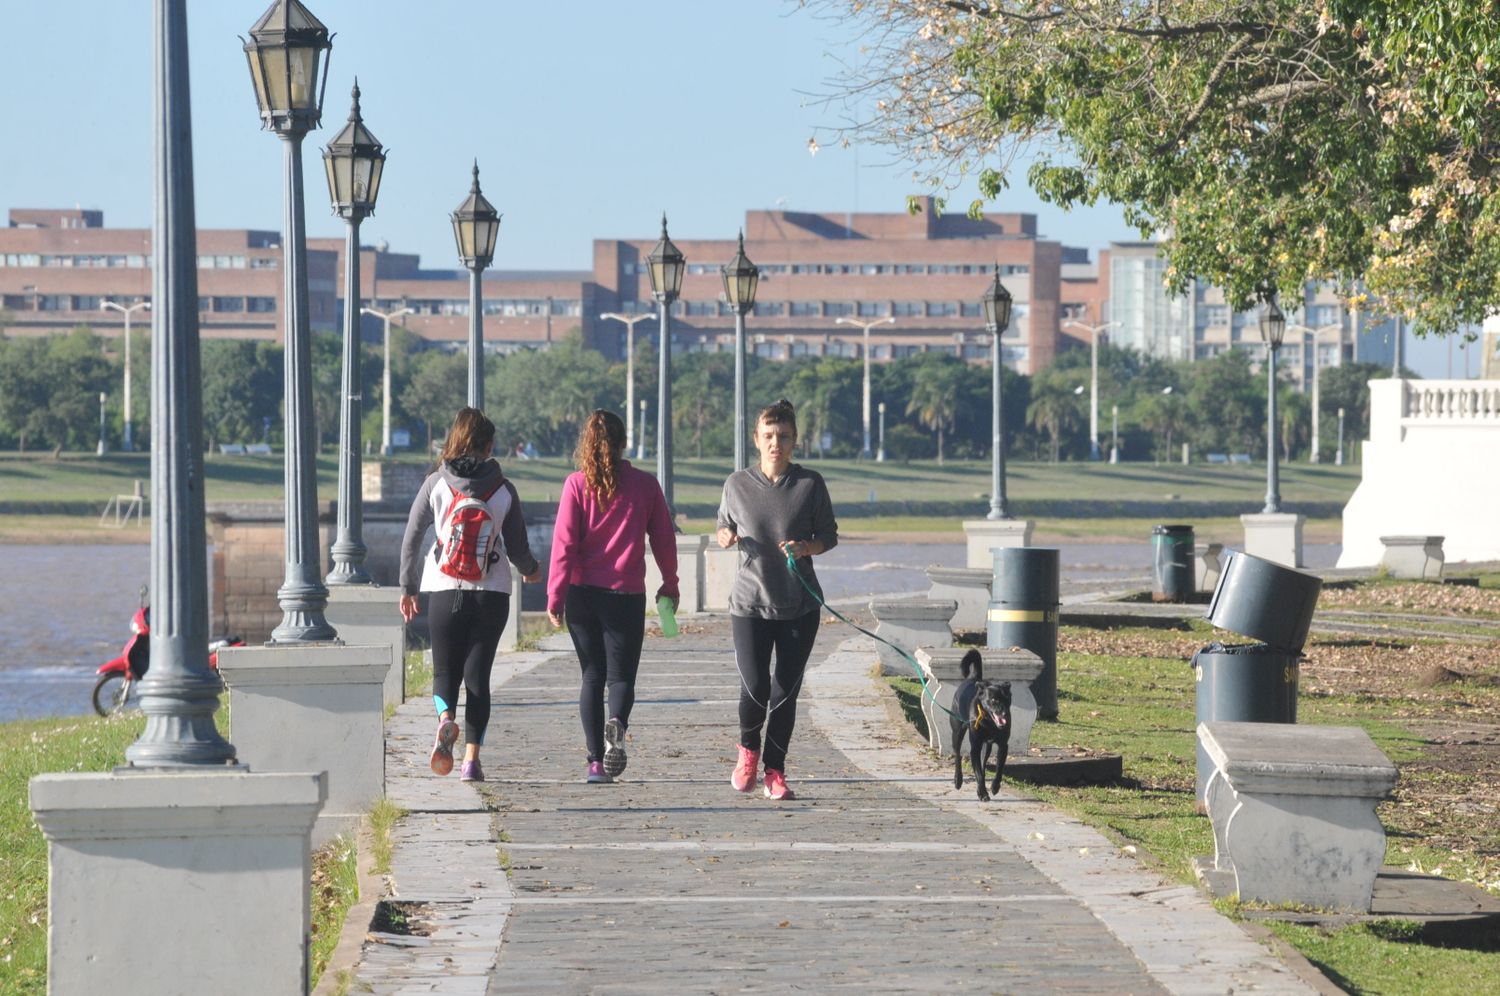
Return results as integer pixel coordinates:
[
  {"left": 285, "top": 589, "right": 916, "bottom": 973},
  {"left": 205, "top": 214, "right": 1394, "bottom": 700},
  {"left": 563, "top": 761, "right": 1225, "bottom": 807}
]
[{"left": 949, "top": 649, "right": 1012, "bottom": 802}]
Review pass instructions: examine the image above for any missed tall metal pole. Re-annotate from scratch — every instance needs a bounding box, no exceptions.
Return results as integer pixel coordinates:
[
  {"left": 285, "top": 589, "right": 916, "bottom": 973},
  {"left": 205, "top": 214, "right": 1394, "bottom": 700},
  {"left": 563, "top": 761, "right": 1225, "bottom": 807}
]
[
  {"left": 1336, "top": 407, "right": 1345, "bottom": 466},
  {"left": 97, "top": 392, "right": 108, "bottom": 455},
  {"left": 988, "top": 331, "right": 1010, "bottom": 519},
  {"left": 877, "top": 402, "right": 887, "bottom": 462},
  {"left": 127, "top": 0, "right": 234, "bottom": 766},
  {"left": 1311, "top": 338, "right": 1321, "bottom": 464},
  {"left": 600, "top": 313, "right": 654, "bottom": 459},
  {"left": 104, "top": 300, "right": 150, "bottom": 451},
  {"left": 361, "top": 304, "right": 411, "bottom": 456},
  {"left": 639, "top": 398, "right": 648, "bottom": 461},
  {"left": 1065, "top": 321, "right": 1113, "bottom": 460},
  {"left": 1111, "top": 404, "right": 1119, "bottom": 463},
  {"left": 270, "top": 128, "right": 335, "bottom": 642},
  {"left": 327, "top": 224, "right": 369, "bottom": 584},
  {"left": 468, "top": 267, "right": 483, "bottom": 408},
  {"left": 656, "top": 302, "right": 674, "bottom": 508},
  {"left": 836, "top": 316, "right": 893, "bottom": 459},
  {"left": 1263, "top": 341, "right": 1282, "bottom": 514},
  {"left": 733, "top": 308, "right": 748, "bottom": 471}
]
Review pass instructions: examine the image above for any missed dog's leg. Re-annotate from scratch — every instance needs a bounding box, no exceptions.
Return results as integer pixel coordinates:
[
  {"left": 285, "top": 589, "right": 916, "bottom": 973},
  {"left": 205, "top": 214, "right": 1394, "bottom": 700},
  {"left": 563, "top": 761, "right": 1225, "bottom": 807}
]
[
  {"left": 952, "top": 717, "right": 965, "bottom": 789},
  {"left": 989, "top": 740, "right": 1008, "bottom": 797},
  {"left": 972, "top": 737, "right": 989, "bottom": 802}
]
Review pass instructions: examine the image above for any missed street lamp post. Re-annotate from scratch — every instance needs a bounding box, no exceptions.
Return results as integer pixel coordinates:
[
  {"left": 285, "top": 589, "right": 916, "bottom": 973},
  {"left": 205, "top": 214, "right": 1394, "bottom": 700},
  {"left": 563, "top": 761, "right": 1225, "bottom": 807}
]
[
  {"left": 980, "top": 266, "right": 1013, "bottom": 520},
  {"left": 1064, "top": 320, "right": 1116, "bottom": 461},
  {"left": 243, "top": 0, "right": 337, "bottom": 643},
  {"left": 600, "top": 311, "right": 656, "bottom": 460},
  {"left": 877, "top": 402, "right": 887, "bottom": 462},
  {"left": 645, "top": 215, "right": 685, "bottom": 509},
  {"left": 361, "top": 303, "right": 412, "bottom": 455},
  {"left": 1287, "top": 323, "right": 1342, "bottom": 463},
  {"left": 1259, "top": 298, "right": 1287, "bottom": 514},
  {"left": 451, "top": 163, "right": 501, "bottom": 409},
  {"left": 1336, "top": 407, "right": 1346, "bottom": 465},
  {"left": 322, "top": 80, "right": 386, "bottom": 586},
  {"left": 1111, "top": 403, "right": 1119, "bottom": 463},
  {"left": 126, "top": 0, "right": 234, "bottom": 764},
  {"left": 835, "top": 314, "right": 895, "bottom": 459},
  {"left": 721, "top": 232, "right": 760, "bottom": 472},
  {"left": 639, "top": 398, "right": 649, "bottom": 461},
  {"left": 102, "top": 300, "right": 150, "bottom": 451}
]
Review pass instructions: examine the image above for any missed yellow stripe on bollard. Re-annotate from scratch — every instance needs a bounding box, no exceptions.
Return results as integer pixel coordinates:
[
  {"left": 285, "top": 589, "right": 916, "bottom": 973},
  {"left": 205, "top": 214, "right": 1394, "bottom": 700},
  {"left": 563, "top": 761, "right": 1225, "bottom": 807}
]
[{"left": 987, "top": 609, "right": 1057, "bottom": 623}]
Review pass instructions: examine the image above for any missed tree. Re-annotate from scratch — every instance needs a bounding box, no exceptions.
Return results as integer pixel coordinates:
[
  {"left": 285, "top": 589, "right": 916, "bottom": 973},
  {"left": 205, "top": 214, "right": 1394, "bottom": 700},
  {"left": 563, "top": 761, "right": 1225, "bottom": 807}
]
[
  {"left": 1183, "top": 350, "right": 1267, "bottom": 455},
  {"left": 817, "top": 1, "right": 1500, "bottom": 333},
  {"left": 201, "top": 340, "right": 280, "bottom": 450},
  {"left": 1025, "top": 374, "right": 1083, "bottom": 463},
  {"left": 0, "top": 327, "right": 115, "bottom": 452},
  {"left": 906, "top": 355, "right": 964, "bottom": 463},
  {"left": 400, "top": 350, "right": 467, "bottom": 454}
]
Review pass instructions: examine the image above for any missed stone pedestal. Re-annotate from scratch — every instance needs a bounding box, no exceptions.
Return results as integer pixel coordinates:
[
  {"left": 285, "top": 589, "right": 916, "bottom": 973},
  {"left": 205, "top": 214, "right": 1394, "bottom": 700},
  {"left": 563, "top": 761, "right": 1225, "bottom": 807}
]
[
  {"left": 1240, "top": 512, "right": 1305, "bottom": 568},
  {"left": 703, "top": 544, "right": 738, "bottom": 612},
  {"left": 914, "top": 647, "right": 1043, "bottom": 757},
  {"left": 925, "top": 566, "right": 992, "bottom": 633},
  {"left": 500, "top": 563, "right": 523, "bottom": 652},
  {"left": 1198, "top": 721, "right": 1397, "bottom": 912},
  {"left": 324, "top": 585, "right": 405, "bottom": 708},
  {"left": 645, "top": 534, "right": 708, "bottom": 614},
  {"left": 1194, "top": 542, "right": 1225, "bottom": 592},
  {"left": 1379, "top": 535, "right": 1445, "bottom": 580},
  {"left": 217, "top": 644, "right": 388, "bottom": 846},
  {"left": 361, "top": 460, "right": 428, "bottom": 503},
  {"left": 962, "top": 519, "right": 1034, "bottom": 568},
  {"left": 29, "top": 770, "right": 325, "bottom": 996},
  {"left": 869, "top": 598, "right": 956, "bottom": 676}
]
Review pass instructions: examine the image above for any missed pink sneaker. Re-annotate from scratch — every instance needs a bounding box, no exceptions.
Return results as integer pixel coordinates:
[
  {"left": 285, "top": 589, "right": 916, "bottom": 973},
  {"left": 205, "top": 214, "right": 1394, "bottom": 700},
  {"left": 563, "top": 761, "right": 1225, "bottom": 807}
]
[
  {"left": 730, "top": 745, "right": 759, "bottom": 792},
  {"left": 430, "top": 718, "right": 459, "bottom": 776},
  {"left": 763, "top": 768, "right": 795, "bottom": 801}
]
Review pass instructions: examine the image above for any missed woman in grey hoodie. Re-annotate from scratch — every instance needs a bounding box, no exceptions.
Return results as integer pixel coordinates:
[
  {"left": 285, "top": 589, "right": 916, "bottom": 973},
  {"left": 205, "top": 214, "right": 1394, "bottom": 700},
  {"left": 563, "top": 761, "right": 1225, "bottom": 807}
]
[
  {"left": 715, "top": 399, "right": 838, "bottom": 800},
  {"left": 399, "top": 408, "right": 539, "bottom": 783}
]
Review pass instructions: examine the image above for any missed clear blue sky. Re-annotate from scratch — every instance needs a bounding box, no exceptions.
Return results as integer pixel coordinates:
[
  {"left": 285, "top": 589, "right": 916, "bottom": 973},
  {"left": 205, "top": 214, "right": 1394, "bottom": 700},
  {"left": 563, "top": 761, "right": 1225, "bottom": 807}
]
[{"left": 2, "top": 1, "right": 1465, "bottom": 375}]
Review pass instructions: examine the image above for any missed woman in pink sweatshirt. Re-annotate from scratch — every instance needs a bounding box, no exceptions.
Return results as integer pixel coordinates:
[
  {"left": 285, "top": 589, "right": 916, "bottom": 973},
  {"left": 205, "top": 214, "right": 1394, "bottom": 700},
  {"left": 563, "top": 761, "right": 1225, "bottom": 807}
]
[{"left": 548, "top": 409, "right": 679, "bottom": 783}]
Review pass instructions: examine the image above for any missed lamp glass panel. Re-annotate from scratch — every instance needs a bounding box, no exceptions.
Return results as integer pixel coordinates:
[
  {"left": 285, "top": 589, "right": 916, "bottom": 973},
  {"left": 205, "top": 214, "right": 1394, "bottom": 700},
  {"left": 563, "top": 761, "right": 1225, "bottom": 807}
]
[
  {"left": 648, "top": 259, "right": 667, "bottom": 295},
  {"left": 288, "top": 47, "right": 318, "bottom": 110},
  {"left": 365, "top": 158, "right": 384, "bottom": 207},
  {"left": 478, "top": 217, "right": 499, "bottom": 259},
  {"left": 453, "top": 219, "right": 474, "bottom": 261},
  {"left": 262, "top": 47, "right": 290, "bottom": 112},
  {"left": 664, "top": 259, "right": 684, "bottom": 296},
  {"left": 323, "top": 154, "right": 341, "bottom": 204},
  {"left": 995, "top": 297, "right": 1012, "bottom": 331},
  {"left": 352, "top": 159, "right": 373, "bottom": 202},
  {"left": 245, "top": 50, "right": 270, "bottom": 115}
]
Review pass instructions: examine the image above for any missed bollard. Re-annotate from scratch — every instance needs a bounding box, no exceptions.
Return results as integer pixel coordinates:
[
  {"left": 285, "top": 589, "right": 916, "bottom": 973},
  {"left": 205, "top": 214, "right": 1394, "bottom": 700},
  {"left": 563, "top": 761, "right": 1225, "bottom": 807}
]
[
  {"left": 987, "top": 547, "right": 1060, "bottom": 719},
  {"left": 1206, "top": 551, "right": 1322, "bottom": 653},
  {"left": 1151, "top": 524, "right": 1195, "bottom": 602},
  {"left": 1192, "top": 642, "right": 1299, "bottom": 801}
]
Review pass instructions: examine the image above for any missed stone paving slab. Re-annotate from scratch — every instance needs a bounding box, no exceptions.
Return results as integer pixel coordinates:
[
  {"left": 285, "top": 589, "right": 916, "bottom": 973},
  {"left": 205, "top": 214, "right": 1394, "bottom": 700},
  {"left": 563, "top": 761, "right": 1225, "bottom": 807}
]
[{"left": 344, "top": 628, "right": 1320, "bottom": 994}]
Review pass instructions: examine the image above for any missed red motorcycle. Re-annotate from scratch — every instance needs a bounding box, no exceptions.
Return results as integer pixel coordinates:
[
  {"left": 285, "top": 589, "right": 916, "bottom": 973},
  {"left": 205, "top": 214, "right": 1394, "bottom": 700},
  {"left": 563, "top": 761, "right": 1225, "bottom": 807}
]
[{"left": 92, "top": 604, "right": 242, "bottom": 716}]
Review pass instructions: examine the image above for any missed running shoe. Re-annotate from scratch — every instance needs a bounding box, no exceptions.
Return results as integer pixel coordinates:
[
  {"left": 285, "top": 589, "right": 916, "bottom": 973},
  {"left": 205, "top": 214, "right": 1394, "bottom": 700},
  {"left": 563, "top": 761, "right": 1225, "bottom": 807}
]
[
  {"left": 430, "top": 718, "right": 460, "bottom": 776},
  {"left": 460, "top": 759, "right": 485, "bottom": 783},
  {"left": 763, "top": 768, "right": 795, "bottom": 801},
  {"left": 586, "top": 760, "right": 613, "bottom": 784},
  {"left": 603, "top": 717, "right": 628, "bottom": 778},
  {"left": 730, "top": 745, "right": 760, "bottom": 793}
]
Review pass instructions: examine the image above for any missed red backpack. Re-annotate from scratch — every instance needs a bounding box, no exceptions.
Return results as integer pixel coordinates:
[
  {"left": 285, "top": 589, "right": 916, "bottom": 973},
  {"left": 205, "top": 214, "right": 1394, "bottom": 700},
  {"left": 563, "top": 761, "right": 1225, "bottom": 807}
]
[{"left": 434, "top": 483, "right": 503, "bottom": 582}]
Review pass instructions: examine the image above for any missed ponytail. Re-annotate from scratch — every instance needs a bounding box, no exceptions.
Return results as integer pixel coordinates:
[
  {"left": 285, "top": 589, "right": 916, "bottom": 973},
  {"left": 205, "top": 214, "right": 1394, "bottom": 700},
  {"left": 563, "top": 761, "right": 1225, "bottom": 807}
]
[{"left": 575, "top": 409, "right": 627, "bottom": 502}]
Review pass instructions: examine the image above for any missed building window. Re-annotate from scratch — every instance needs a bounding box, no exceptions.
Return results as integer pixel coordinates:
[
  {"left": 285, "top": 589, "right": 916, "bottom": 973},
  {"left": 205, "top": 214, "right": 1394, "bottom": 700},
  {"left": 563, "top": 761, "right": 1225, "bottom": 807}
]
[
  {"left": 684, "top": 301, "right": 716, "bottom": 316},
  {"left": 249, "top": 256, "right": 278, "bottom": 269},
  {"left": 247, "top": 296, "right": 276, "bottom": 313},
  {"left": 871, "top": 344, "right": 891, "bottom": 360},
  {"left": 960, "top": 301, "right": 983, "bottom": 318},
  {"left": 824, "top": 301, "right": 853, "bottom": 317},
  {"left": 892, "top": 344, "right": 922, "bottom": 358},
  {"left": 72, "top": 295, "right": 102, "bottom": 311},
  {"left": 1202, "top": 305, "right": 1230, "bottom": 327},
  {"left": 621, "top": 262, "right": 636, "bottom": 275},
  {"left": 961, "top": 344, "right": 988, "bottom": 360},
  {"left": 790, "top": 339, "right": 818, "bottom": 357},
  {"left": 213, "top": 297, "right": 245, "bottom": 313},
  {"left": 892, "top": 301, "right": 922, "bottom": 317},
  {"left": 926, "top": 301, "right": 957, "bottom": 317},
  {"left": 857, "top": 301, "right": 890, "bottom": 317},
  {"left": 1308, "top": 304, "right": 1340, "bottom": 327},
  {"left": 752, "top": 301, "right": 784, "bottom": 317},
  {"left": 789, "top": 301, "right": 820, "bottom": 317},
  {"left": 1001, "top": 264, "right": 1031, "bottom": 276},
  {"left": 2, "top": 294, "right": 29, "bottom": 310}
]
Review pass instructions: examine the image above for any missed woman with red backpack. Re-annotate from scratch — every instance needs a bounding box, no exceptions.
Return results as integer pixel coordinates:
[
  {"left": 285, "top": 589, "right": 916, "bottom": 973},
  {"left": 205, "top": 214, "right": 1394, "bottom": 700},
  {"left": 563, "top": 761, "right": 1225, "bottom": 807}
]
[{"left": 400, "top": 407, "right": 540, "bottom": 782}]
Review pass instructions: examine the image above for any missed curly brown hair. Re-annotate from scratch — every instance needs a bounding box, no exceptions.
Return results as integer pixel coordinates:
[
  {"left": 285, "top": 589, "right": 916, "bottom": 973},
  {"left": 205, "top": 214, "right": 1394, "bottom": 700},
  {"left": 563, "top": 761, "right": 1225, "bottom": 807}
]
[{"left": 575, "top": 409, "right": 627, "bottom": 502}]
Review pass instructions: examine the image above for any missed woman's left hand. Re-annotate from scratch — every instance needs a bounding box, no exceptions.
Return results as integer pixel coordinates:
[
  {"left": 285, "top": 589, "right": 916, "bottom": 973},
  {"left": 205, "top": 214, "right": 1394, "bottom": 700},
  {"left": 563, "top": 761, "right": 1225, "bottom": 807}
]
[
  {"left": 547, "top": 611, "right": 563, "bottom": 628},
  {"left": 781, "top": 539, "right": 818, "bottom": 559}
]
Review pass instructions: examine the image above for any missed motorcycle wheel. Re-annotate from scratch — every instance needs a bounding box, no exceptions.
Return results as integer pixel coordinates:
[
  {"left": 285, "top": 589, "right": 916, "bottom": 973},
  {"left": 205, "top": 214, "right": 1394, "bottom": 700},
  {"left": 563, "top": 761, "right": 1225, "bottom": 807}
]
[{"left": 92, "top": 672, "right": 133, "bottom": 717}]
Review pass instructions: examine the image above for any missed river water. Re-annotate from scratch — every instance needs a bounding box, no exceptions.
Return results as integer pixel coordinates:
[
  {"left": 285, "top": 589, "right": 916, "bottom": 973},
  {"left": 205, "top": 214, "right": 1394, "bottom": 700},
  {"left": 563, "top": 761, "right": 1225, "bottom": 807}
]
[{"left": 0, "top": 540, "right": 1339, "bottom": 724}]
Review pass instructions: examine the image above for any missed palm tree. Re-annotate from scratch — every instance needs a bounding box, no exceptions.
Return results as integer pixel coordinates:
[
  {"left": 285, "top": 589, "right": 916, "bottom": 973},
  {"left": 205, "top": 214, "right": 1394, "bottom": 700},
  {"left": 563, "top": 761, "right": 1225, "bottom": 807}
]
[
  {"left": 906, "top": 362, "right": 962, "bottom": 464},
  {"left": 1025, "top": 379, "right": 1083, "bottom": 462}
]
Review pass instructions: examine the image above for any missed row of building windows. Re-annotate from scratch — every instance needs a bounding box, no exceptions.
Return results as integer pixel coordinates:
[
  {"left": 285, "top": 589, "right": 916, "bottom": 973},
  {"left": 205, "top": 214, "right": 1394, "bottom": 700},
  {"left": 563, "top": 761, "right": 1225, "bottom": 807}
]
[
  {"left": 396, "top": 298, "right": 585, "bottom": 318},
  {"left": 633, "top": 262, "right": 1031, "bottom": 278},
  {"left": 618, "top": 299, "right": 1005, "bottom": 319},
  {"left": 0, "top": 253, "right": 278, "bottom": 270}
]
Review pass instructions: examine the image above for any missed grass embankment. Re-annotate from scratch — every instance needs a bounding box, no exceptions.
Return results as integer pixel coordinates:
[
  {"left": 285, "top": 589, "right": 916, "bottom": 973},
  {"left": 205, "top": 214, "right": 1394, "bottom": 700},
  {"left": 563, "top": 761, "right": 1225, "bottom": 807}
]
[{"left": 887, "top": 579, "right": 1500, "bottom": 994}]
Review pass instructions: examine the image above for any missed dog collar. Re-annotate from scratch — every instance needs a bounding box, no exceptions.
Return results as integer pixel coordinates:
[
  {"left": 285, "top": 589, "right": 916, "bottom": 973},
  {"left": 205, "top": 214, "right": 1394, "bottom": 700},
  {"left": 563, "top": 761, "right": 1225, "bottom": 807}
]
[{"left": 973, "top": 703, "right": 985, "bottom": 732}]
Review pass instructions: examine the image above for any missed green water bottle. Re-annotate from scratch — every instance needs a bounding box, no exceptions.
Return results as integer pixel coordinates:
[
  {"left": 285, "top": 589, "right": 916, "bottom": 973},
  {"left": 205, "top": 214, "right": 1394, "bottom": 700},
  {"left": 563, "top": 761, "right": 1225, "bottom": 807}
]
[{"left": 657, "top": 595, "right": 679, "bottom": 638}]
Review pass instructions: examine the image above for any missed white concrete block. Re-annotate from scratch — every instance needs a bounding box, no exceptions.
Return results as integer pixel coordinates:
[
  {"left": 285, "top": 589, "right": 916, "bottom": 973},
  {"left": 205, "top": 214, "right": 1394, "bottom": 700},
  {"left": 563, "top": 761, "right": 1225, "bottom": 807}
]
[
  {"left": 1379, "top": 535, "right": 1445, "bottom": 580},
  {"left": 926, "top": 566, "right": 993, "bottom": 633},
  {"left": 1240, "top": 512, "right": 1305, "bottom": 568},
  {"left": 703, "top": 545, "right": 738, "bottom": 612},
  {"left": 869, "top": 598, "right": 956, "bottom": 676},
  {"left": 325, "top": 584, "right": 404, "bottom": 708},
  {"left": 30, "top": 770, "right": 325, "bottom": 996},
  {"left": 644, "top": 534, "right": 707, "bottom": 614},
  {"left": 962, "top": 519, "right": 1034, "bottom": 569},
  {"left": 1194, "top": 542, "right": 1225, "bottom": 592},
  {"left": 217, "top": 644, "right": 388, "bottom": 847}
]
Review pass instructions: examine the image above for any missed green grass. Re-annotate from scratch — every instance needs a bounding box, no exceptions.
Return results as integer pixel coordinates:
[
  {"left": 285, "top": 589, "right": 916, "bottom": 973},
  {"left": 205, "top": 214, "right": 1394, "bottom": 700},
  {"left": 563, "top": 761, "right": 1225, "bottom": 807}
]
[
  {"left": 0, "top": 452, "right": 1361, "bottom": 511},
  {"left": 369, "top": 798, "right": 406, "bottom": 876},
  {"left": 885, "top": 626, "right": 1500, "bottom": 993},
  {"left": 309, "top": 835, "right": 359, "bottom": 991}
]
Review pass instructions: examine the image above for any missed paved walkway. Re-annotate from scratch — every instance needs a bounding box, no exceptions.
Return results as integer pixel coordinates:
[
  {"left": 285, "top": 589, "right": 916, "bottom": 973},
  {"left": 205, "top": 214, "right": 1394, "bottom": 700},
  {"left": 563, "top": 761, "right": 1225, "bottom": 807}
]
[{"left": 344, "top": 622, "right": 1323, "bottom": 995}]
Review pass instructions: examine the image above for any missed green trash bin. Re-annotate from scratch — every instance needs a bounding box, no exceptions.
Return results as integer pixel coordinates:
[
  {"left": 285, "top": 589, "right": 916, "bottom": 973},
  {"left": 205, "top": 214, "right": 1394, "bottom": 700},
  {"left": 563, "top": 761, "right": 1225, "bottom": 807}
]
[{"left": 1151, "top": 524, "right": 1195, "bottom": 602}]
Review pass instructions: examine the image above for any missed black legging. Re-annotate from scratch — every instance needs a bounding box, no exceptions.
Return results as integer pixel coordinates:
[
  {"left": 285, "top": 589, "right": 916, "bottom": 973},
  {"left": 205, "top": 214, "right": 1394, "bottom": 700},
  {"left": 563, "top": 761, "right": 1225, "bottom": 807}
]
[
  {"left": 427, "top": 589, "right": 509, "bottom": 746},
  {"left": 566, "top": 585, "right": 647, "bottom": 762},
  {"left": 732, "top": 610, "right": 820, "bottom": 772}
]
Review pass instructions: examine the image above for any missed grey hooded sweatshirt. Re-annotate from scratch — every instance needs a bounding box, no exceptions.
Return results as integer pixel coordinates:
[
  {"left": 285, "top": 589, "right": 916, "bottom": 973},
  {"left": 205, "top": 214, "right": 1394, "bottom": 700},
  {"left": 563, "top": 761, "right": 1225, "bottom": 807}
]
[{"left": 716, "top": 463, "right": 838, "bottom": 619}]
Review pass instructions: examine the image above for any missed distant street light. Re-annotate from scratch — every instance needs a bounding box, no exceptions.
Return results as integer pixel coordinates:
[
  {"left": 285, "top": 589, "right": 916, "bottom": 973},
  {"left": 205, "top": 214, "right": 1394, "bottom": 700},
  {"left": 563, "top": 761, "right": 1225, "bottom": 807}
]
[
  {"left": 451, "top": 162, "right": 501, "bottom": 409},
  {"left": 1336, "top": 407, "right": 1346, "bottom": 466},
  {"left": 243, "top": 0, "right": 337, "bottom": 643},
  {"left": 323, "top": 79, "right": 386, "bottom": 586},
  {"left": 1287, "top": 322, "right": 1342, "bottom": 464},
  {"left": 1110, "top": 403, "right": 1119, "bottom": 463},
  {"left": 97, "top": 391, "right": 108, "bottom": 456},
  {"left": 835, "top": 314, "right": 896, "bottom": 460},
  {"left": 361, "top": 302, "right": 412, "bottom": 456},
  {"left": 877, "top": 401, "right": 887, "bottom": 462},
  {"left": 1259, "top": 298, "right": 1287, "bottom": 514},
  {"left": 979, "top": 265, "right": 1013, "bottom": 520},
  {"left": 1063, "top": 320, "right": 1117, "bottom": 461},
  {"left": 102, "top": 300, "right": 150, "bottom": 452},
  {"left": 645, "top": 214, "right": 685, "bottom": 509},
  {"left": 639, "top": 398, "right": 649, "bottom": 461},
  {"left": 600, "top": 311, "right": 656, "bottom": 460},
  {"left": 721, "top": 232, "right": 760, "bottom": 472}
]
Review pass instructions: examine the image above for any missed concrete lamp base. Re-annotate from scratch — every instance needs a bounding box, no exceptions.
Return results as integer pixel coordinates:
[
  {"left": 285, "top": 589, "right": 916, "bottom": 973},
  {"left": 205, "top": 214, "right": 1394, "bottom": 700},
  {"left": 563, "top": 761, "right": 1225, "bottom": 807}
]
[
  {"left": 1240, "top": 512, "right": 1305, "bottom": 568},
  {"left": 324, "top": 584, "right": 406, "bottom": 709},
  {"left": 29, "top": 770, "right": 325, "bottom": 996},
  {"left": 962, "top": 519, "right": 1034, "bottom": 569}
]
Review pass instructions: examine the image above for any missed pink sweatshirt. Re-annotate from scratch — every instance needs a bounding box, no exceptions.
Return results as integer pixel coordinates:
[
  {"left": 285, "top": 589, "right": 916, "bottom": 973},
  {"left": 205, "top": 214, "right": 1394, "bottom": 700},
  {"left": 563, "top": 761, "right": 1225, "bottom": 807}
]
[{"left": 547, "top": 460, "right": 680, "bottom": 616}]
